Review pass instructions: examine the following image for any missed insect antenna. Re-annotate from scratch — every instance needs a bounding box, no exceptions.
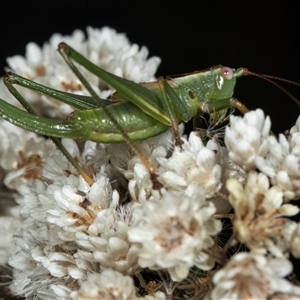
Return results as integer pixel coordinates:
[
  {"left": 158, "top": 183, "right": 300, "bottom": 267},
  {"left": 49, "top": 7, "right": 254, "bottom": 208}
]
[{"left": 244, "top": 70, "right": 300, "bottom": 107}]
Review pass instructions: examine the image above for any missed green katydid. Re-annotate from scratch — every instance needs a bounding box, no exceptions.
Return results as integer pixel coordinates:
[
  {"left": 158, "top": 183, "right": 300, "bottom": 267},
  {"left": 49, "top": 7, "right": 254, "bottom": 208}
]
[{"left": 0, "top": 42, "right": 299, "bottom": 187}]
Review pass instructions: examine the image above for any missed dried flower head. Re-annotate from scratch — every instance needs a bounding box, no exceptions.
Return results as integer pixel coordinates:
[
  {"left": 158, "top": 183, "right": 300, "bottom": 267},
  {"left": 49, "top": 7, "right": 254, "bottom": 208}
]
[
  {"left": 212, "top": 252, "right": 300, "bottom": 300},
  {"left": 128, "top": 184, "right": 222, "bottom": 281},
  {"left": 227, "top": 171, "right": 299, "bottom": 257}
]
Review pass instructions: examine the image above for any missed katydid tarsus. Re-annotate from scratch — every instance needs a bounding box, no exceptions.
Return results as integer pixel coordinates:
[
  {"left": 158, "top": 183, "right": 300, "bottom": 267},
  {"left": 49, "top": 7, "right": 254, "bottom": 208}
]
[{"left": 0, "top": 42, "right": 299, "bottom": 188}]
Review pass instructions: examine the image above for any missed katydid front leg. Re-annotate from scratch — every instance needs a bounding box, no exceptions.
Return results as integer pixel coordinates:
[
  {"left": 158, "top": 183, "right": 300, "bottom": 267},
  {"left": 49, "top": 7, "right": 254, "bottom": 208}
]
[
  {"left": 200, "top": 97, "right": 250, "bottom": 115},
  {"left": 157, "top": 77, "right": 184, "bottom": 147}
]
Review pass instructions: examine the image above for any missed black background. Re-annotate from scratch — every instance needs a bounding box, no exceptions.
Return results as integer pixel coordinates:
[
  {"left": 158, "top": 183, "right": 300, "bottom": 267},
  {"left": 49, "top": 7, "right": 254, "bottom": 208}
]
[{"left": 0, "top": 0, "right": 300, "bottom": 283}]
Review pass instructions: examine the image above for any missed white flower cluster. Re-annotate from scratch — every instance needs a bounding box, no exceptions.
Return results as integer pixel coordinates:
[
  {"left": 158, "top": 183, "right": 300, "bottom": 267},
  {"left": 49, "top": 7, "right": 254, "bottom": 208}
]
[
  {"left": 212, "top": 252, "right": 300, "bottom": 300},
  {"left": 128, "top": 184, "right": 221, "bottom": 282},
  {"left": 226, "top": 110, "right": 300, "bottom": 201},
  {"left": 0, "top": 27, "right": 300, "bottom": 300}
]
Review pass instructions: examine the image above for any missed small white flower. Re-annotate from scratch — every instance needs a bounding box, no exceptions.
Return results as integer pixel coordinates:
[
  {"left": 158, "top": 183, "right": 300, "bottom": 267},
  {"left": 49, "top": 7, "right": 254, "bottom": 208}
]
[
  {"left": 76, "top": 205, "right": 140, "bottom": 276},
  {"left": 70, "top": 269, "right": 138, "bottom": 300},
  {"left": 290, "top": 222, "right": 300, "bottom": 258},
  {"left": 158, "top": 132, "right": 222, "bottom": 199},
  {"left": 225, "top": 108, "right": 271, "bottom": 170},
  {"left": 0, "top": 124, "right": 56, "bottom": 190},
  {"left": 0, "top": 216, "right": 21, "bottom": 265},
  {"left": 290, "top": 115, "right": 300, "bottom": 134},
  {"left": 207, "top": 137, "right": 246, "bottom": 213},
  {"left": 42, "top": 139, "right": 84, "bottom": 183},
  {"left": 43, "top": 173, "right": 116, "bottom": 238},
  {"left": 212, "top": 252, "right": 300, "bottom": 300},
  {"left": 255, "top": 116, "right": 300, "bottom": 200},
  {"left": 8, "top": 222, "right": 87, "bottom": 299},
  {"left": 128, "top": 184, "right": 221, "bottom": 281}
]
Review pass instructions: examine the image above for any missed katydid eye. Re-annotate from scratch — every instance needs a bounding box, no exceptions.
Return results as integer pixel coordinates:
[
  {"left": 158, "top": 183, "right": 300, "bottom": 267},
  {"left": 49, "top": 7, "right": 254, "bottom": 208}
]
[{"left": 221, "top": 67, "right": 233, "bottom": 80}]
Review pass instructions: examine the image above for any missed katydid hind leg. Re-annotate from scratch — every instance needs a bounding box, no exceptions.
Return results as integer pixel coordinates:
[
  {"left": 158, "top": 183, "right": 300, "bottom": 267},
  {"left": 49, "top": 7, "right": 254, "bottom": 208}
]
[
  {"left": 4, "top": 72, "right": 100, "bottom": 110},
  {"left": 58, "top": 42, "right": 164, "bottom": 189}
]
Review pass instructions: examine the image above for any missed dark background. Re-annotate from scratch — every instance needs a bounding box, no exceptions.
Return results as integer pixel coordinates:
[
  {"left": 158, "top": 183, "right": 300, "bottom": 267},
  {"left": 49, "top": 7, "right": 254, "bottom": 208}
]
[{"left": 0, "top": 0, "right": 300, "bottom": 287}]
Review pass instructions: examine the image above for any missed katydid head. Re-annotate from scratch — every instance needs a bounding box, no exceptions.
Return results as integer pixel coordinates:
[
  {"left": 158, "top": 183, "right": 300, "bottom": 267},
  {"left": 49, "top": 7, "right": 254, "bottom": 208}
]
[
  {"left": 200, "top": 66, "right": 241, "bottom": 125},
  {"left": 209, "top": 66, "right": 239, "bottom": 99},
  {"left": 211, "top": 66, "right": 249, "bottom": 93}
]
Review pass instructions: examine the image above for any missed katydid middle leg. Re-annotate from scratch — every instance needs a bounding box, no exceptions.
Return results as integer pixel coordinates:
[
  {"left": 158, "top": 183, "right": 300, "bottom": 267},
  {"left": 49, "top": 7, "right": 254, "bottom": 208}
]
[{"left": 4, "top": 72, "right": 101, "bottom": 110}]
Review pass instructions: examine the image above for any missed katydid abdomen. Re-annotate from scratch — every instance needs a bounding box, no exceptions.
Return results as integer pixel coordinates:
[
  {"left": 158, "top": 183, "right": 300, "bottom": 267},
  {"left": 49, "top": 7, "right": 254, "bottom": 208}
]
[{"left": 69, "top": 101, "right": 169, "bottom": 143}]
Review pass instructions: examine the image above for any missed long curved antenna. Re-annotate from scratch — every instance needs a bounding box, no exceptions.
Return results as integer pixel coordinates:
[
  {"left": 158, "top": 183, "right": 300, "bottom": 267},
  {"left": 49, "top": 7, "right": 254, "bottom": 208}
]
[
  {"left": 250, "top": 72, "right": 300, "bottom": 87},
  {"left": 244, "top": 70, "right": 300, "bottom": 107}
]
